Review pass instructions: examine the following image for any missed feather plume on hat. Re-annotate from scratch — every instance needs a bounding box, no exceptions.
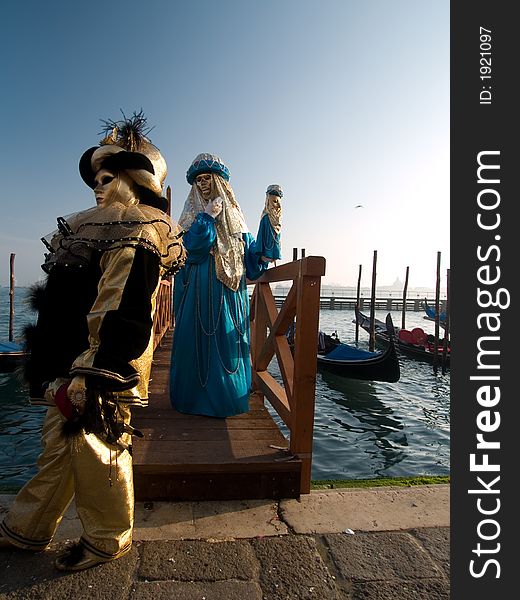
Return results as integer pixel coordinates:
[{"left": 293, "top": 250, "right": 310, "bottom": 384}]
[{"left": 79, "top": 110, "right": 167, "bottom": 196}]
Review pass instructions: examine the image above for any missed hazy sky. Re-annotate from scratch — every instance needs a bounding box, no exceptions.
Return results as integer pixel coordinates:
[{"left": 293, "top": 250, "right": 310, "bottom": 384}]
[{"left": 0, "top": 0, "right": 449, "bottom": 290}]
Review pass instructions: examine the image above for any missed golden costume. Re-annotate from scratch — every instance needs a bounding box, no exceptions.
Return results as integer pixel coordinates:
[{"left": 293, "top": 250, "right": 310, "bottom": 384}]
[{"left": 0, "top": 112, "right": 185, "bottom": 570}]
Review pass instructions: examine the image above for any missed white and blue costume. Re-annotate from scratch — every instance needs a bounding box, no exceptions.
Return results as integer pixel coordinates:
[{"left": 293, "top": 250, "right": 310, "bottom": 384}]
[
  {"left": 169, "top": 155, "right": 282, "bottom": 417},
  {"left": 255, "top": 184, "right": 283, "bottom": 262}
]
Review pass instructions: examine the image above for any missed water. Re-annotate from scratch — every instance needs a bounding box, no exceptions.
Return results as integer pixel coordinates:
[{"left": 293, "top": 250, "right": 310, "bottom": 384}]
[
  {"left": 268, "top": 310, "right": 450, "bottom": 480},
  {"left": 0, "top": 288, "right": 449, "bottom": 489},
  {"left": 0, "top": 286, "right": 44, "bottom": 490}
]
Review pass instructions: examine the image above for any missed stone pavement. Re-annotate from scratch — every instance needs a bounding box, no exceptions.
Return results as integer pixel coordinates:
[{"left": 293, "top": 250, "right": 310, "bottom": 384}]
[{"left": 0, "top": 484, "right": 450, "bottom": 599}]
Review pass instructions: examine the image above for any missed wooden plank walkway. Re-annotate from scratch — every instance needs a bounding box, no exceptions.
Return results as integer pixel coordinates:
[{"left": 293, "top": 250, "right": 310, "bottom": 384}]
[{"left": 131, "top": 331, "right": 301, "bottom": 501}]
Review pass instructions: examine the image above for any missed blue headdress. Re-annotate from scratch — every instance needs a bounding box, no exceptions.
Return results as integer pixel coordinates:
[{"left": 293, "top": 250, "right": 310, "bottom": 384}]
[
  {"left": 266, "top": 184, "right": 283, "bottom": 198},
  {"left": 186, "top": 153, "right": 230, "bottom": 184}
]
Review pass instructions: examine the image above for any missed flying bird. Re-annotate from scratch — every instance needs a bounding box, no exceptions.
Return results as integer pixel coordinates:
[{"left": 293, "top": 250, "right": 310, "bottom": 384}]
[{"left": 354, "top": 204, "right": 364, "bottom": 208}]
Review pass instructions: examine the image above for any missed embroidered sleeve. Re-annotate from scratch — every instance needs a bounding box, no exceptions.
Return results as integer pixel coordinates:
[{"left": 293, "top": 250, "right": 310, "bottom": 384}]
[
  {"left": 243, "top": 232, "right": 271, "bottom": 281},
  {"left": 70, "top": 245, "right": 160, "bottom": 391},
  {"left": 183, "top": 212, "right": 217, "bottom": 264}
]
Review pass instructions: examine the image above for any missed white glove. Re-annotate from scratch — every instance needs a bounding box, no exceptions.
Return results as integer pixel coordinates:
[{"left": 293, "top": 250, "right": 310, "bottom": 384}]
[{"left": 205, "top": 196, "right": 223, "bottom": 219}]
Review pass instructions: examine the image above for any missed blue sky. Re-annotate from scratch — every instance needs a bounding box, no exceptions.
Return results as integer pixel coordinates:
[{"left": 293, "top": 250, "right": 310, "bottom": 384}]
[{"left": 0, "top": 0, "right": 449, "bottom": 289}]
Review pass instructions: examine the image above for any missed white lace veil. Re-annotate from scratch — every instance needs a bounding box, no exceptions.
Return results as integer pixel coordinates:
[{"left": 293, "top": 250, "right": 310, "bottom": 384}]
[
  {"left": 178, "top": 173, "right": 249, "bottom": 291},
  {"left": 261, "top": 195, "right": 282, "bottom": 235}
]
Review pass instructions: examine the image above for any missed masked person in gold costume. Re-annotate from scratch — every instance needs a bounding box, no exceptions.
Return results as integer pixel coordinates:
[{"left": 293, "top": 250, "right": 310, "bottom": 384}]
[
  {"left": 0, "top": 112, "right": 185, "bottom": 571},
  {"left": 169, "top": 153, "right": 282, "bottom": 417}
]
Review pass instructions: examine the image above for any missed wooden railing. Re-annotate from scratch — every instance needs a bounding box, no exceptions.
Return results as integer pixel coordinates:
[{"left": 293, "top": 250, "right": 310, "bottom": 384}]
[
  {"left": 249, "top": 256, "right": 326, "bottom": 494},
  {"left": 150, "top": 258, "right": 325, "bottom": 494},
  {"left": 153, "top": 185, "right": 174, "bottom": 350},
  {"left": 152, "top": 279, "right": 173, "bottom": 350}
]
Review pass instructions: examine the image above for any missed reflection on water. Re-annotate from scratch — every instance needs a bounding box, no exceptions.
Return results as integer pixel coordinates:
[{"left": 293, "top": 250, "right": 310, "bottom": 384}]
[
  {"left": 319, "top": 372, "right": 403, "bottom": 441},
  {"left": 268, "top": 309, "right": 450, "bottom": 480},
  {"left": 317, "top": 371, "right": 407, "bottom": 476},
  {"left": 0, "top": 373, "right": 45, "bottom": 489},
  {"left": 0, "top": 287, "right": 42, "bottom": 489}
]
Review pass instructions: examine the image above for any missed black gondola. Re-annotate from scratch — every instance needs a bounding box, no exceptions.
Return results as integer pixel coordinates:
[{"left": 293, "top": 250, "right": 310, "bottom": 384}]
[
  {"left": 355, "top": 307, "right": 450, "bottom": 367},
  {"left": 315, "top": 314, "right": 401, "bottom": 383},
  {"left": 0, "top": 341, "right": 27, "bottom": 373}
]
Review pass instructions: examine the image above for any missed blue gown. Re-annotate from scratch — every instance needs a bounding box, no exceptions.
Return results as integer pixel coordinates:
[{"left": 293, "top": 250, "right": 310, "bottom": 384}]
[
  {"left": 169, "top": 212, "right": 280, "bottom": 417},
  {"left": 255, "top": 213, "right": 281, "bottom": 261}
]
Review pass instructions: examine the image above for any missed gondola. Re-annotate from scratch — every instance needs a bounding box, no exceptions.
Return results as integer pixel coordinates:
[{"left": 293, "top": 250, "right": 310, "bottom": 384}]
[
  {"left": 315, "top": 314, "right": 401, "bottom": 383},
  {"left": 0, "top": 340, "right": 27, "bottom": 373},
  {"left": 422, "top": 298, "right": 447, "bottom": 329},
  {"left": 355, "top": 308, "right": 450, "bottom": 366}
]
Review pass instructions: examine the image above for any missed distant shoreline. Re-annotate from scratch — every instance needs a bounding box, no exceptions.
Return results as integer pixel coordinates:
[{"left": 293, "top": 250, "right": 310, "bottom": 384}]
[{"left": 1, "top": 285, "right": 447, "bottom": 300}]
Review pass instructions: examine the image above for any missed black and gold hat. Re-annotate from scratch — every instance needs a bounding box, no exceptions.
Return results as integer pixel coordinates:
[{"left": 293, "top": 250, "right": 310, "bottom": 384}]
[{"left": 79, "top": 110, "right": 167, "bottom": 196}]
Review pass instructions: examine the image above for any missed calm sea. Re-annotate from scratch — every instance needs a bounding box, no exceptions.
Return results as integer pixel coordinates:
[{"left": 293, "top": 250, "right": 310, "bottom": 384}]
[
  {"left": 0, "top": 287, "right": 449, "bottom": 490},
  {"left": 268, "top": 310, "right": 450, "bottom": 481}
]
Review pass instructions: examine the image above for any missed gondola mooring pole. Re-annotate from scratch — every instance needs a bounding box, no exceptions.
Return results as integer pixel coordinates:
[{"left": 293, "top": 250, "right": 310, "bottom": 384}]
[
  {"left": 433, "top": 251, "right": 441, "bottom": 373},
  {"left": 441, "top": 268, "right": 450, "bottom": 374},
  {"left": 401, "top": 266, "right": 409, "bottom": 330},
  {"left": 9, "top": 253, "right": 15, "bottom": 342},
  {"left": 369, "top": 250, "right": 377, "bottom": 352},
  {"left": 355, "top": 264, "right": 362, "bottom": 343}
]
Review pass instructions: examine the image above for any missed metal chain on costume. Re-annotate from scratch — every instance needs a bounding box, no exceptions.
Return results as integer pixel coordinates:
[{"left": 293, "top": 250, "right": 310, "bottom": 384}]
[
  {"left": 211, "top": 261, "right": 243, "bottom": 375},
  {"left": 225, "top": 284, "right": 248, "bottom": 336},
  {"left": 174, "top": 262, "right": 211, "bottom": 389},
  {"left": 194, "top": 263, "right": 212, "bottom": 388},
  {"left": 194, "top": 326, "right": 210, "bottom": 389},
  {"left": 42, "top": 206, "right": 186, "bottom": 275},
  {"left": 196, "top": 259, "right": 224, "bottom": 336},
  {"left": 214, "top": 325, "right": 242, "bottom": 375},
  {"left": 193, "top": 257, "right": 247, "bottom": 382},
  {"left": 174, "top": 263, "right": 194, "bottom": 318}
]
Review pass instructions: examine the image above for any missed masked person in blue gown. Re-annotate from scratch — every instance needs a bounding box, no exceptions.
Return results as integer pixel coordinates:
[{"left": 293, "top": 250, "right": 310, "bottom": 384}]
[
  {"left": 170, "top": 154, "right": 282, "bottom": 417},
  {"left": 255, "top": 184, "right": 283, "bottom": 263}
]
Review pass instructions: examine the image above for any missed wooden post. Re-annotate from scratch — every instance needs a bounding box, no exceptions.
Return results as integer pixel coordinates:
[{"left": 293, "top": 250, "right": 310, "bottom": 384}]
[
  {"left": 166, "top": 185, "right": 172, "bottom": 216},
  {"left": 292, "top": 260, "right": 322, "bottom": 493},
  {"left": 250, "top": 285, "right": 268, "bottom": 394},
  {"left": 9, "top": 253, "right": 15, "bottom": 342},
  {"left": 442, "top": 268, "right": 450, "bottom": 374},
  {"left": 301, "top": 248, "right": 306, "bottom": 258},
  {"left": 355, "top": 264, "right": 362, "bottom": 343},
  {"left": 401, "top": 266, "right": 409, "bottom": 330},
  {"left": 433, "top": 252, "right": 441, "bottom": 373},
  {"left": 292, "top": 248, "right": 298, "bottom": 261},
  {"left": 369, "top": 251, "right": 377, "bottom": 351}
]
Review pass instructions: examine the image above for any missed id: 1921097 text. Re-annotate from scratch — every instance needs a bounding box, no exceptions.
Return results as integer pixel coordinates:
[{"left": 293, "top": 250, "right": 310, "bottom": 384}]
[{"left": 480, "top": 27, "right": 492, "bottom": 105}]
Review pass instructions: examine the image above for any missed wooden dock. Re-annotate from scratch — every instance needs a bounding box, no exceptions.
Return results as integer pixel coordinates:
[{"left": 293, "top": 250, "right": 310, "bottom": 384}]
[
  {"left": 132, "top": 256, "right": 325, "bottom": 501},
  {"left": 131, "top": 331, "right": 301, "bottom": 501}
]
